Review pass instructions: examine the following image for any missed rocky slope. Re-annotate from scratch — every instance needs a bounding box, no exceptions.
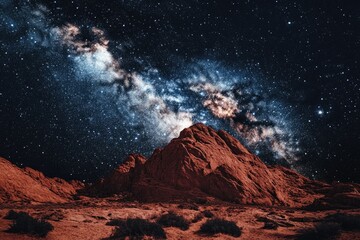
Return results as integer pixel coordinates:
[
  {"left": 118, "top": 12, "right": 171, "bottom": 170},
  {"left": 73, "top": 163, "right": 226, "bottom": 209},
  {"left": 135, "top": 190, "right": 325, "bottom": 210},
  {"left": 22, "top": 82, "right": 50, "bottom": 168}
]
[
  {"left": 90, "top": 123, "right": 360, "bottom": 208},
  {"left": 0, "top": 157, "right": 82, "bottom": 204},
  {"left": 87, "top": 154, "right": 146, "bottom": 196},
  {"left": 1, "top": 123, "right": 359, "bottom": 209}
]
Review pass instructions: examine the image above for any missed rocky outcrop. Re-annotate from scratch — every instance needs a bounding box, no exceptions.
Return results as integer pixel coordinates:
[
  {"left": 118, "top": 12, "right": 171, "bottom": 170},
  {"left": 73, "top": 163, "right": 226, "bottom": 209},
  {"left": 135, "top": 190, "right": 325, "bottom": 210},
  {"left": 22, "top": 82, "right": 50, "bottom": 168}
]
[
  {"left": 3, "top": 123, "right": 358, "bottom": 209},
  {"left": 90, "top": 123, "right": 339, "bottom": 207},
  {"left": 0, "top": 157, "right": 82, "bottom": 204},
  {"left": 86, "top": 154, "right": 146, "bottom": 196},
  {"left": 305, "top": 183, "right": 360, "bottom": 210},
  {"left": 134, "top": 124, "right": 328, "bottom": 206}
]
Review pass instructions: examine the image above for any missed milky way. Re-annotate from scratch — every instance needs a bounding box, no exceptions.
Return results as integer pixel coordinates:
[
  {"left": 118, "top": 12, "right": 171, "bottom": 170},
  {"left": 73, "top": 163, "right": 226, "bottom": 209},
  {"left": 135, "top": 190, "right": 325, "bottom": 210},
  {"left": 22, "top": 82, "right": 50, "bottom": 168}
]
[
  {"left": 50, "top": 21, "right": 301, "bottom": 164},
  {"left": 1, "top": 0, "right": 359, "bottom": 182}
]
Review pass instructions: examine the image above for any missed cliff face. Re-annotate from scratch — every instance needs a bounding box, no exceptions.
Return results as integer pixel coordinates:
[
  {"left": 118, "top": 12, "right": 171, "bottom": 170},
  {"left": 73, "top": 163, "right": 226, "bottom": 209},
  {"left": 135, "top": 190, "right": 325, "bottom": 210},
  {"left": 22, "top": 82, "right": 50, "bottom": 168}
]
[
  {"left": 91, "top": 123, "right": 334, "bottom": 207},
  {"left": 0, "top": 157, "right": 82, "bottom": 204}
]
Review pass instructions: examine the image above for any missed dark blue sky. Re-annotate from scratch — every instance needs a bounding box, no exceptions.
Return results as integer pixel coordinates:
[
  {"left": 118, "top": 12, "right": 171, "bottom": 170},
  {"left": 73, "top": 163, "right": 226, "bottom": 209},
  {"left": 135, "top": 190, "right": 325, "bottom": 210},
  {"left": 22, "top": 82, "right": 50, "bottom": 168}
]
[{"left": 0, "top": 0, "right": 359, "bottom": 182}]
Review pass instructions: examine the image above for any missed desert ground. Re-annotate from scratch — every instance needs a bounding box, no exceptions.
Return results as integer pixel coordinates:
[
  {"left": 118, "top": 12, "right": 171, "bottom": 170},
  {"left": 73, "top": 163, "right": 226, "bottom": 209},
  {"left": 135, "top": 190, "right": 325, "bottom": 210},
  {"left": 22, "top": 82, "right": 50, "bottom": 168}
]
[{"left": 1, "top": 197, "right": 359, "bottom": 240}]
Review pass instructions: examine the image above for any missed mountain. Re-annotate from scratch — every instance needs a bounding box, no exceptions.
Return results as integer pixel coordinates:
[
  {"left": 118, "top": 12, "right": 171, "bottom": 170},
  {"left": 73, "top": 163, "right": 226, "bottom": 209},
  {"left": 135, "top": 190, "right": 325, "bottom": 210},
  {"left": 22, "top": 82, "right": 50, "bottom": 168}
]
[
  {"left": 0, "top": 157, "right": 82, "bottom": 204},
  {"left": 89, "top": 123, "right": 360, "bottom": 208},
  {"left": 1, "top": 123, "right": 359, "bottom": 209}
]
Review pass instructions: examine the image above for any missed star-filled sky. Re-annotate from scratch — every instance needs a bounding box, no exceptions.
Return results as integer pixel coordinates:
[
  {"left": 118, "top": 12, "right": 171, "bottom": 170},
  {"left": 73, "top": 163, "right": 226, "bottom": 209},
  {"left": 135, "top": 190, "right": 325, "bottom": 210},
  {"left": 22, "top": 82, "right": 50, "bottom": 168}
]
[{"left": 0, "top": 0, "right": 359, "bottom": 182}]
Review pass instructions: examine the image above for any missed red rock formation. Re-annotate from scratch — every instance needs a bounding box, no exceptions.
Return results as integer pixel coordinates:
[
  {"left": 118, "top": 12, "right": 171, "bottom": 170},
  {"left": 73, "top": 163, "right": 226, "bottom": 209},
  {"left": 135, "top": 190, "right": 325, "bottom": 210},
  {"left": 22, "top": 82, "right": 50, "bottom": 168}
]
[
  {"left": 305, "top": 182, "right": 360, "bottom": 209},
  {"left": 87, "top": 154, "right": 146, "bottom": 196},
  {"left": 132, "top": 123, "right": 321, "bottom": 206},
  {"left": 2, "top": 123, "right": 358, "bottom": 209},
  {"left": 93, "top": 123, "right": 341, "bottom": 207},
  {"left": 0, "top": 157, "right": 82, "bottom": 204}
]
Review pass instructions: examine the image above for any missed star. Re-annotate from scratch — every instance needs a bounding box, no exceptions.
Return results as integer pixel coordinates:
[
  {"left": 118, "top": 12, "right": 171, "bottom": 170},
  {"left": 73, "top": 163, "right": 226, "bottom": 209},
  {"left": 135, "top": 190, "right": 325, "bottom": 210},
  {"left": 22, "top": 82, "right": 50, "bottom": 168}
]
[{"left": 317, "top": 110, "right": 324, "bottom": 115}]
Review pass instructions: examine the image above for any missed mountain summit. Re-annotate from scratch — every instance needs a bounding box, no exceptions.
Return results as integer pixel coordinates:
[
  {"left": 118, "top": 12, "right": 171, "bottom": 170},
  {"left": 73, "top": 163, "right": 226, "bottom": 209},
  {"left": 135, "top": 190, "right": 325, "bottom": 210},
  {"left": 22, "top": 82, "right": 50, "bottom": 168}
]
[{"left": 91, "top": 123, "right": 359, "bottom": 208}]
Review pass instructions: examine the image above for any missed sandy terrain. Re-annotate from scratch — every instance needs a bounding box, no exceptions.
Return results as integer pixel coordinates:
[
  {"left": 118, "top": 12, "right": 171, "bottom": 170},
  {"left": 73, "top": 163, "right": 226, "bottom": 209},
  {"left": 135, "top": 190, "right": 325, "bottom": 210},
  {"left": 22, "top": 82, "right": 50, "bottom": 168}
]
[{"left": 0, "top": 198, "right": 359, "bottom": 240}]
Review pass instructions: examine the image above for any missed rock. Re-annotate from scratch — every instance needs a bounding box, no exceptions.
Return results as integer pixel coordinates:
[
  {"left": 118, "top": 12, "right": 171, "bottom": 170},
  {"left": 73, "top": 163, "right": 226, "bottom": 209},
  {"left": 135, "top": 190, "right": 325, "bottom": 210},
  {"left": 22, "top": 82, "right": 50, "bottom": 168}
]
[
  {"left": 131, "top": 123, "right": 319, "bottom": 206},
  {"left": 85, "top": 154, "right": 146, "bottom": 196},
  {"left": 86, "top": 123, "right": 360, "bottom": 208},
  {"left": 305, "top": 183, "right": 360, "bottom": 210},
  {"left": 87, "top": 124, "right": 311, "bottom": 206},
  {"left": 0, "top": 157, "right": 80, "bottom": 203},
  {"left": 4, "top": 123, "right": 356, "bottom": 210}
]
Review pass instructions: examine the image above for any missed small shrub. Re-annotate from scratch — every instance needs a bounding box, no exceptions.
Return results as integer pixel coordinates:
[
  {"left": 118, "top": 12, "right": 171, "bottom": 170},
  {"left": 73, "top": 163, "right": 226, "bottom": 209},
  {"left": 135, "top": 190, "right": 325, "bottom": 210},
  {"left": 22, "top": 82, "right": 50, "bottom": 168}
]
[
  {"left": 157, "top": 212, "right": 189, "bottom": 230},
  {"left": 199, "top": 218, "right": 242, "bottom": 237},
  {"left": 202, "top": 210, "right": 214, "bottom": 218},
  {"left": 296, "top": 222, "right": 341, "bottom": 240},
  {"left": 327, "top": 213, "right": 360, "bottom": 231},
  {"left": 5, "top": 211, "right": 53, "bottom": 237},
  {"left": 4, "top": 210, "right": 20, "bottom": 220},
  {"left": 106, "top": 218, "right": 166, "bottom": 239}
]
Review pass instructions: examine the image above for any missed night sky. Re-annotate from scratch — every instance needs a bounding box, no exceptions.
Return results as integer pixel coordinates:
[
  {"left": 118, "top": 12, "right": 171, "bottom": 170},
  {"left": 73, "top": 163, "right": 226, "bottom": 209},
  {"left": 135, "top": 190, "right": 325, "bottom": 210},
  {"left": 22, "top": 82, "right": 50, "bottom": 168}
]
[{"left": 0, "top": 0, "right": 359, "bottom": 183}]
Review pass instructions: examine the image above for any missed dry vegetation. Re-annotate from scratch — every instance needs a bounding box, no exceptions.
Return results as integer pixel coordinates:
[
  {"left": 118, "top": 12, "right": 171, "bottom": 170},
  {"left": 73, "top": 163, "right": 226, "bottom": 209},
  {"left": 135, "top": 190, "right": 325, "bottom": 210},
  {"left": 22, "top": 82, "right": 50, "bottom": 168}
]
[
  {"left": 0, "top": 200, "right": 359, "bottom": 240},
  {"left": 4, "top": 210, "right": 53, "bottom": 237}
]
